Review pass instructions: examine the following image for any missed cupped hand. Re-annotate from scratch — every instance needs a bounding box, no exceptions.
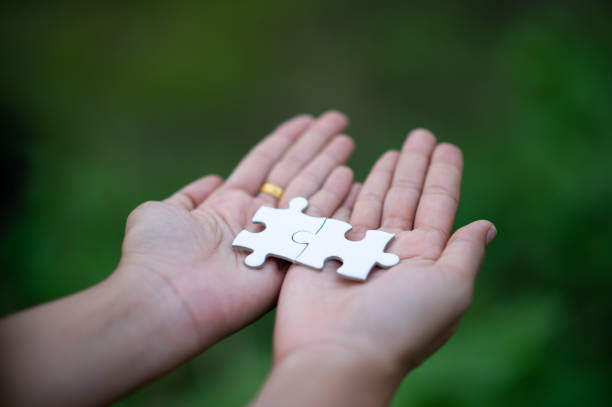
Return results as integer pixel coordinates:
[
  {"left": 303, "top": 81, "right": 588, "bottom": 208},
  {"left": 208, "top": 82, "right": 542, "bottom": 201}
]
[
  {"left": 273, "top": 129, "right": 497, "bottom": 377},
  {"left": 115, "top": 111, "right": 356, "bottom": 347}
]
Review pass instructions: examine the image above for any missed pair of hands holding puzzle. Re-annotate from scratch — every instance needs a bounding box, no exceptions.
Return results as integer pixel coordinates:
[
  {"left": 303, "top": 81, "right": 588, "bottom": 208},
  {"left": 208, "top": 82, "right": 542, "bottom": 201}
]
[{"left": 0, "top": 111, "right": 496, "bottom": 406}]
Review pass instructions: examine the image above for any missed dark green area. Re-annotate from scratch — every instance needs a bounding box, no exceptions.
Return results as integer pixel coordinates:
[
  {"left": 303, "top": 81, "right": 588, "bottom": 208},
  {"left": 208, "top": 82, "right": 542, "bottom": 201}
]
[{"left": 1, "top": 1, "right": 611, "bottom": 405}]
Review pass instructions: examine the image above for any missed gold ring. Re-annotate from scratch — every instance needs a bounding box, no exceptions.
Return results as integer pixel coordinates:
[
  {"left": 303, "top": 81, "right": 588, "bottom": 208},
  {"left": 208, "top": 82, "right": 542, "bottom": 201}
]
[{"left": 260, "top": 182, "right": 284, "bottom": 199}]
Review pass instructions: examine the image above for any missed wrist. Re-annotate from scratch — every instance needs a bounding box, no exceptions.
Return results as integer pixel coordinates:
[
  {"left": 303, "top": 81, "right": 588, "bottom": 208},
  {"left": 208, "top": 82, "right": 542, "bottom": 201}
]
[
  {"left": 0, "top": 266, "right": 205, "bottom": 406},
  {"left": 106, "top": 264, "right": 204, "bottom": 363},
  {"left": 254, "top": 343, "right": 405, "bottom": 407}
]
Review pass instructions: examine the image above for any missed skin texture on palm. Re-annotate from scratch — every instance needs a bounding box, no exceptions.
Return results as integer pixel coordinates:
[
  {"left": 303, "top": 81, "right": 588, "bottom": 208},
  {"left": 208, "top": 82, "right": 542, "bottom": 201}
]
[{"left": 256, "top": 129, "right": 496, "bottom": 407}]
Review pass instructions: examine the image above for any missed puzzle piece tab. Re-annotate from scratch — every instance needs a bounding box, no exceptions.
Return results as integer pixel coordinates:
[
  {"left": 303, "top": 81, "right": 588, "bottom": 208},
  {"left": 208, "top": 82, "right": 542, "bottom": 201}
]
[
  {"left": 232, "top": 197, "right": 324, "bottom": 267},
  {"left": 293, "top": 218, "right": 399, "bottom": 281}
]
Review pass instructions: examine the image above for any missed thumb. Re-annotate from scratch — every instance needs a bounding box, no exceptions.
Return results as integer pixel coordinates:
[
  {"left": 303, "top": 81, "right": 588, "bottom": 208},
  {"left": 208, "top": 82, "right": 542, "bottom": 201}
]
[
  {"left": 437, "top": 220, "right": 497, "bottom": 279},
  {"left": 164, "top": 174, "right": 224, "bottom": 210}
]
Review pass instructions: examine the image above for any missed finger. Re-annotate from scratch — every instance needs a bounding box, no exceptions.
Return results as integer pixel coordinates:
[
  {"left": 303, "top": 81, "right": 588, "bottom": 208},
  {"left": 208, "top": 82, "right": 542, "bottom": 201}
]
[
  {"left": 333, "top": 182, "right": 362, "bottom": 222},
  {"left": 349, "top": 151, "right": 399, "bottom": 236},
  {"left": 256, "top": 111, "right": 348, "bottom": 206},
  {"left": 224, "top": 114, "right": 314, "bottom": 194},
  {"left": 413, "top": 143, "right": 464, "bottom": 254},
  {"left": 280, "top": 134, "right": 354, "bottom": 207},
  {"left": 304, "top": 166, "right": 354, "bottom": 218},
  {"left": 381, "top": 129, "right": 437, "bottom": 231},
  {"left": 164, "top": 175, "right": 224, "bottom": 210},
  {"left": 437, "top": 220, "right": 497, "bottom": 279}
]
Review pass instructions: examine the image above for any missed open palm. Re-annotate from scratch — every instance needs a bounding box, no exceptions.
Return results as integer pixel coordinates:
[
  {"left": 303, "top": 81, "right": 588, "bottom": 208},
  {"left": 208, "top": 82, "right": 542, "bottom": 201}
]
[
  {"left": 117, "top": 112, "right": 356, "bottom": 346},
  {"left": 274, "top": 129, "right": 496, "bottom": 373}
]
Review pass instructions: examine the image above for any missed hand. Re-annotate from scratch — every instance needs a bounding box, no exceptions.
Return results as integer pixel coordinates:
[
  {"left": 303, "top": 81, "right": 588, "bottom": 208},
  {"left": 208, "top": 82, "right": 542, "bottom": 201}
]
[
  {"left": 0, "top": 112, "right": 358, "bottom": 406},
  {"left": 116, "top": 111, "right": 356, "bottom": 348},
  {"left": 256, "top": 129, "right": 496, "bottom": 406}
]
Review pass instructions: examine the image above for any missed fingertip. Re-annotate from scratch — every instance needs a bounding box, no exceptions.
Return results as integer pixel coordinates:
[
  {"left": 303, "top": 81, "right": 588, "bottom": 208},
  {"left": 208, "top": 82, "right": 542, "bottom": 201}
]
[
  {"left": 332, "top": 165, "right": 354, "bottom": 182},
  {"left": 334, "top": 134, "right": 356, "bottom": 152},
  {"left": 410, "top": 127, "right": 435, "bottom": 138},
  {"left": 405, "top": 128, "right": 437, "bottom": 150},
  {"left": 486, "top": 223, "right": 497, "bottom": 245},
  {"left": 275, "top": 114, "right": 315, "bottom": 134},
  {"left": 290, "top": 113, "right": 315, "bottom": 122},
  {"left": 433, "top": 142, "right": 464, "bottom": 167},
  {"left": 439, "top": 219, "right": 494, "bottom": 280},
  {"left": 326, "top": 135, "right": 355, "bottom": 161},
  {"left": 377, "top": 150, "right": 400, "bottom": 168},
  {"left": 296, "top": 113, "right": 315, "bottom": 119},
  {"left": 448, "top": 219, "right": 490, "bottom": 243},
  {"left": 319, "top": 110, "right": 349, "bottom": 126},
  {"left": 206, "top": 174, "right": 224, "bottom": 185},
  {"left": 466, "top": 220, "right": 496, "bottom": 244},
  {"left": 470, "top": 218, "right": 493, "bottom": 229}
]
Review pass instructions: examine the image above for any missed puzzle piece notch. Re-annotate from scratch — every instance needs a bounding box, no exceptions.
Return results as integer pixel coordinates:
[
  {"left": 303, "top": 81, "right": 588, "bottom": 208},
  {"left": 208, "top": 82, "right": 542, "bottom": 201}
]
[
  {"left": 293, "top": 218, "right": 400, "bottom": 281},
  {"left": 232, "top": 197, "right": 325, "bottom": 267}
]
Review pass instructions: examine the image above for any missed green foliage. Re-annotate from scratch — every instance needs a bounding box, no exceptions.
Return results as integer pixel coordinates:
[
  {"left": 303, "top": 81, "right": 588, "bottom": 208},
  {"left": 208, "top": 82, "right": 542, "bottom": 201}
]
[{"left": 1, "top": 1, "right": 611, "bottom": 405}]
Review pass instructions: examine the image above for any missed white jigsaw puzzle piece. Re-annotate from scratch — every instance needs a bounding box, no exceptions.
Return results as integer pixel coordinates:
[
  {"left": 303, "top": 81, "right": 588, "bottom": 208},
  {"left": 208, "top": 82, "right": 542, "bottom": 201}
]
[
  {"left": 293, "top": 218, "right": 400, "bottom": 281},
  {"left": 232, "top": 197, "right": 325, "bottom": 267}
]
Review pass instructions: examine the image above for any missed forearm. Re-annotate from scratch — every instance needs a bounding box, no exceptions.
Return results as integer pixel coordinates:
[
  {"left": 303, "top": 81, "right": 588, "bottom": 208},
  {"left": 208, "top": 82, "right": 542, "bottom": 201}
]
[
  {"left": 252, "top": 344, "right": 404, "bottom": 407},
  {"left": 0, "top": 267, "right": 200, "bottom": 406}
]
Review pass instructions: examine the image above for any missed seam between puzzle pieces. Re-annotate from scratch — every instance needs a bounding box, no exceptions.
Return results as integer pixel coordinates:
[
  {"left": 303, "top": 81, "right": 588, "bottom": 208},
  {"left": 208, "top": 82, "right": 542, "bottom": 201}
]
[{"left": 294, "top": 217, "right": 328, "bottom": 260}]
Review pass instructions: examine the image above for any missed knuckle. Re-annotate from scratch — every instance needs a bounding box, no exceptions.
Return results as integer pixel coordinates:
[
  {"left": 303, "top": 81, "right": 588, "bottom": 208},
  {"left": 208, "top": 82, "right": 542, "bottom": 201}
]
[
  {"left": 299, "top": 167, "right": 325, "bottom": 187},
  {"left": 251, "top": 147, "right": 277, "bottom": 164},
  {"left": 422, "top": 185, "right": 459, "bottom": 206},
  {"left": 280, "top": 152, "right": 307, "bottom": 172},
  {"left": 435, "top": 142, "right": 463, "bottom": 159},
  {"left": 360, "top": 190, "right": 383, "bottom": 203},
  {"left": 419, "top": 224, "right": 450, "bottom": 244},
  {"left": 391, "top": 178, "right": 423, "bottom": 195},
  {"left": 314, "top": 150, "right": 338, "bottom": 169},
  {"left": 382, "top": 215, "right": 411, "bottom": 230},
  {"left": 335, "top": 134, "right": 355, "bottom": 149},
  {"left": 432, "top": 159, "right": 462, "bottom": 176}
]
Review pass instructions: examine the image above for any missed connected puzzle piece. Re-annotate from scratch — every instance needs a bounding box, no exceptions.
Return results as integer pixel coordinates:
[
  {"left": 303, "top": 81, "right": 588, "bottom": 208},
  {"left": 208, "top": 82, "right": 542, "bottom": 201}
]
[
  {"left": 293, "top": 218, "right": 399, "bottom": 281},
  {"left": 232, "top": 197, "right": 400, "bottom": 281},
  {"left": 232, "top": 197, "right": 324, "bottom": 267}
]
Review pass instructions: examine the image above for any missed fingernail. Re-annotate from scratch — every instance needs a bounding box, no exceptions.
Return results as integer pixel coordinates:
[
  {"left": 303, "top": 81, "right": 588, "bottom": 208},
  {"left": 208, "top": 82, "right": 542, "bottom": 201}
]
[{"left": 486, "top": 224, "right": 497, "bottom": 245}]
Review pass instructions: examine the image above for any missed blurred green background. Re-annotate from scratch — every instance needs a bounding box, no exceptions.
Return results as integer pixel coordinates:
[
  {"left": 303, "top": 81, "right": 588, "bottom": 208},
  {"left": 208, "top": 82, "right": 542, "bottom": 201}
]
[{"left": 1, "top": 1, "right": 611, "bottom": 406}]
